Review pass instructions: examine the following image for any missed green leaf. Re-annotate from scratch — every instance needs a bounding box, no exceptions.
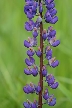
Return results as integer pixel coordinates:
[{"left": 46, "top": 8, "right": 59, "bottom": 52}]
[
  {"left": 0, "top": 58, "right": 18, "bottom": 103},
  {"left": 56, "top": 76, "right": 72, "bottom": 84},
  {"left": 58, "top": 82, "right": 72, "bottom": 102}
]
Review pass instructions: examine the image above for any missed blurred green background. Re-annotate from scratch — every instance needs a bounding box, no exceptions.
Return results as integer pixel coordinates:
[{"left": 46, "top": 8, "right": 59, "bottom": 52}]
[{"left": 0, "top": 0, "right": 72, "bottom": 108}]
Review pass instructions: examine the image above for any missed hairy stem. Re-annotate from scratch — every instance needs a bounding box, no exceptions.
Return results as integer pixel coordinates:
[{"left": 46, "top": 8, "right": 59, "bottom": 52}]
[{"left": 38, "top": 0, "right": 43, "bottom": 108}]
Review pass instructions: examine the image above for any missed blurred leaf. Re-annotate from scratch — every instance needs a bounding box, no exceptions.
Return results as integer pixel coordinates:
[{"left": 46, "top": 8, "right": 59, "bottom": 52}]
[
  {"left": 0, "top": 100, "right": 9, "bottom": 107},
  {"left": 58, "top": 82, "right": 72, "bottom": 102},
  {"left": 0, "top": 57, "right": 18, "bottom": 103},
  {"left": 56, "top": 76, "right": 72, "bottom": 84}
]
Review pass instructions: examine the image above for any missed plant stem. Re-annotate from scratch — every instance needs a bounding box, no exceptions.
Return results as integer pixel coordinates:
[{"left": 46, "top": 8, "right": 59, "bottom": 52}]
[{"left": 38, "top": 0, "right": 43, "bottom": 108}]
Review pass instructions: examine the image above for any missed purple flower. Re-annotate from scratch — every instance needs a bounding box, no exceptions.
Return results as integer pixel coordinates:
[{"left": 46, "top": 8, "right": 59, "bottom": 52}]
[
  {"left": 47, "top": 26, "right": 53, "bottom": 32},
  {"left": 50, "top": 82, "right": 59, "bottom": 89},
  {"left": 24, "top": 5, "right": 31, "bottom": 14},
  {"left": 27, "top": 10, "right": 34, "bottom": 19},
  {"left": 47, "top": 95, "right": 56, "bottom": 106},
  {"left": 45, "top": 0, "right": 54, "bottom": 4},
  {"left": 23, "top": 101, "right": 31, "bottom": 108},
  {"left": 46, "top": 74, "right": 59, "bottom": 89},
  {"left": 45, "top": 14, "right": 52, "bottom": 23},
  {"left": 45, "top": 46, "right": 52, "bottom": 60},
  {"left": 49, "top": 29, "right": 56, "bottom": 37},
  {"left": 25, "top": 57, "right": 35, "bottom": 66},
  {"left": 52, "top": 40, "right": 60, "bottom": 47},
  {"left": 42, "top": 29, "right": 47, "bottom": 41},
  {"left": 24, "top": 67, "right": 32, "bottom": 75},
  {"left": 43, "top": 89, "right": 49, "bottom": 100},
  {"left": 39, "top": 3, "right": 43, "bottom": 13},
  {"left": 24, "top": 40, "right": 31, "bottom": 48},
  {"left": 48, "top": 57, "right": 59, "bottom": 68},
  {"left": 35, "top": 82, "right": 41, "bottom": 94},
  {"left": 30, "top": 37, "right": 37, "bottom": 47},
  {"left": 49, "top": 8, "right": 57, "bottom": 17},
  {"left": 46, "top": 74, "right": 55, "bottom": 85},
  {"left": 51, "top": 60, "right": 59, "bottom": 68},
  {"left": 42, "top": 65, "right": 47, "bottom": 77},
  {"left": 50, "top": 16, "right": 58, "bottom": 24},
  {"left": 26, "top": 0, "right": 34, "bottom": 5},
  {"left": 32, "top": 27, "right": 38, "bottom": 38},
  {"left": 25, "top": 20, "right": 34, "bottom": 31},
  {"left": 24, "top": 37, "right": 37, "bottom": 48},
  {"left": 35, "top": 47, "right": 42, "bottom": 57},
  {"left": 46, "top": 2, "right": 55, "bottom": 10},
  {"left": 31, "top": 65, "right": 38, "bottom": 76},
  {"left": 34, "top": 20, "right": 40, "bottom": 28},
  {"left": 31, "top": 100, "right": 38, "bottom": 108},
  {"left": 27, "top": 47, "right": 35, "bottom": 56},
  {"left": 24, "top": 0, "right": 38, "bottom": 19},
  {"left": 23, "top": 83, "right": 35, "bottom": 94},
  {"left": 28, "top": 83, "right": 35, "bottom": 93},
  {"left": 23, "top": 85, "right": 30, "bottom": 94}
]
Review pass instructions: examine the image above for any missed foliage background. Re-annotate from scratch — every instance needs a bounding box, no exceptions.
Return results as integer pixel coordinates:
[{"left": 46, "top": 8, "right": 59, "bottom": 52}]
[{"left": 0, "top": 0, "right": 72, "bottom": 108}]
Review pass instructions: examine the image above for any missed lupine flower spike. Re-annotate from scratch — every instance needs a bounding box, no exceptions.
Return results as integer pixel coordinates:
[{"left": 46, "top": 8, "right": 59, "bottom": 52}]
[{"left": 23, "top": 0, "right": 60, "bottom": 107}]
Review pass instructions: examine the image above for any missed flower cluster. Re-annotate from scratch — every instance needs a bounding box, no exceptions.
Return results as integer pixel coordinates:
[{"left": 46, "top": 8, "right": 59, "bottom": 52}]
[
  {"left": 43, "top": 89, "right": 56, "bottom": 106},
  {"left": 46, "top": 74, "right": 59, "bottom": 89},
  {"left": 44, "top": 0, "right": 58, "bottom": 24},
  {"left": 23, "top": 82, "right": 41, "bottom": 94},
  {"left": 23, "top": 99, "right": 39, "bottom": 108},
  {"left": 23, "top": 0, "right": 60, "bottom": 107}
]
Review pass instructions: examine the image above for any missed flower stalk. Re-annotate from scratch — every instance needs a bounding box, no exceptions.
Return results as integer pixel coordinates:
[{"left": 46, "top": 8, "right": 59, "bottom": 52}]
[
  {"left": 23, "top": 0, "right": 60, "bottom": 107},
  {"left": 38, "top": 1, "right": 43, "bottom": 107}
]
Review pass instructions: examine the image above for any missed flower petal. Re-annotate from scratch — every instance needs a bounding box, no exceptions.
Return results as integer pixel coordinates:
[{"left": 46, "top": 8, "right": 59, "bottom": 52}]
[
  {"left": 51, "top": 60, "right": 59, "bottom": 68},
  {"left": 52, "top": 40, "right": 60, "bottom": 47}
]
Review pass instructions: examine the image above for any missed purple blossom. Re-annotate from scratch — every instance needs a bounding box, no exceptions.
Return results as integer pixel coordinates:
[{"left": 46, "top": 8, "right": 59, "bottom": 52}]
[
  {"left": 43, "top": 89, "right": 49, "bottom": 100},
  {"left": 46, "top": 2, "right": 55, "bottom": 10},
  {"left": 42, "top": 65, "right": 47, "bottom": 77},
  {"left": 45, "top": 14, "right": 52, "bottom": 23},
  {"left": 24, "top": 37, "right": 37, "bottom": 48},
  {"left": 42, "top": 29, "right": 47, "bottom": 41},
  {"left": 24, "top": 40, "right": 31, "bottom": 48},
  {"left": 35, "top": 47, "right": 42, "bottom": 57},
  {"left": 39, "top": 3, "right": 43, "bottom": 13},
  {"left": 31, "top": 65, "right": 38, "bottom": 76},
  {"left": 50, "top": 16, "right": 58, "bottom": 24},
  {"left": 25, "top": 20, "right": 35, "bottom": 31},
  {"left": 45, "top": 0, "right": 54, "bottom": 4},
  {"left": 28, "top": 83, "right": 35, "bottom": 93},
  {"left": 48, "top": 57, "right": 59, "bottom": 68},
  {"left": 23, "top": 85, "right": 30, "bottom": 94},
  {"left": 35, "top": 82, "right": 41, "bottom": 94},
  {"left": 27, "top": 10, "right": 34, "bottom": 19},
  {"left": 32, "top": 27, "right": 38, "bottom": 38},
  {"left": 45, "top": 46, "right": 52, "bottom": 60},
  {"left": 23, "top": 101, "right": 31, "bottom": 108},
  {"left": 50, "top": 82, "right": 59, "bottom": 89},
  {"left": 31, "top": 100, "right": 38, "bottom": 108},
  {"left": 24, "top": 67, "right": 32, "bottom": 75},
  {"left": 27, "top": 47, "right": 35, "bottom": 56},
  {"left": 49, "top": 8, "right": 57, "bottom": 17},
  {"left": 49, "top": 29, "right": 56, "bottom": 37},
  {"left": 23, "top": 83, "right": 35, "bottom": 94},
  {"left": 46, "top": 74, "right": 55, "bottom": 85},
  {"left": 25, "top": 57, "right": 35, "bottom": 66},
  {"left": 47, "top": 95, "right": 56, "bottom": 106},
  {"left": 46, "top": 74, "right": 59, "bottom": 89}
]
